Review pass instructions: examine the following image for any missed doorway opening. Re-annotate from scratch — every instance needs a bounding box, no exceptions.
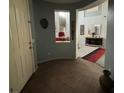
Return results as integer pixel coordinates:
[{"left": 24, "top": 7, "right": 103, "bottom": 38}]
[{"left": 76, "top": 0, "right": 108, "bottom": 67}]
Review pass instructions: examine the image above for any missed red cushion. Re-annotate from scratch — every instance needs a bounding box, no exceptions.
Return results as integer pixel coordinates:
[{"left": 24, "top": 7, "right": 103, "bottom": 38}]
[{"left": 58, "top": 32, "right": 65, "bottom": 37}]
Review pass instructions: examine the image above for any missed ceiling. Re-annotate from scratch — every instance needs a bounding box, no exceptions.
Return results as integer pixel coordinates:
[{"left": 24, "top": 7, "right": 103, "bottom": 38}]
[{"left": 42, "top": 0, "right": 84, "bottom": 4}]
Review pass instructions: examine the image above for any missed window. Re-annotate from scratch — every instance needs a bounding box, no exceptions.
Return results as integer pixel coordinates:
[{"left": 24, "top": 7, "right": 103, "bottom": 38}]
[
  {"left": 84, "top": 5, "right": 102, "bottom": 16},
  {"left": 54, "top": 10, "right": 70, "bottom": 43},
  {"left": 86, "top": 6, "right": 99, "bottom": 12}
]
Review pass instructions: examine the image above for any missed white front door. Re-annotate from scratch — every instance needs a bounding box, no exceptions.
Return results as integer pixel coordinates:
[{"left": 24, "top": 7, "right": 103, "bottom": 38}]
[{"left": 10, "top": 0, "right": 36, "bottom": 92}]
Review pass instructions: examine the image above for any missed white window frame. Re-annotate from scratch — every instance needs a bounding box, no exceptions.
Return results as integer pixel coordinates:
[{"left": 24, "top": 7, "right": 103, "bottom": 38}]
[{"left": 54, "top": 10, "right": 71, "bottom": 43}]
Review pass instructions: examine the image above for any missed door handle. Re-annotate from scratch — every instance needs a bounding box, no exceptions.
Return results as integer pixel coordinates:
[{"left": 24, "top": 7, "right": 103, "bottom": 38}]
[
  {"left": 29, "top": 41, "right": 31, "bottom": 44},
  {"left": 29, "top": 46, "right": 32, "bottom": 49}
]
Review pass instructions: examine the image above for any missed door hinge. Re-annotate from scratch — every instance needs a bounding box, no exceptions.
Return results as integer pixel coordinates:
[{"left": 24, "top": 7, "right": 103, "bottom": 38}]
[{"left": 28, "top": 20, "right": 31, "bottom": 23}]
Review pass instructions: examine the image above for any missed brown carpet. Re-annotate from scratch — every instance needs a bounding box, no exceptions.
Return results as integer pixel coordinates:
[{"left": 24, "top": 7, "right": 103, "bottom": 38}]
[{"left": 21, "top": 58, "right": 105, "bottom": 93}]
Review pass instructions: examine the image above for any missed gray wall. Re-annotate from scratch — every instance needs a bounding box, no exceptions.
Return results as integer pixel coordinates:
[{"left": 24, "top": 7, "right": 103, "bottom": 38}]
[
  {"left": 105, "top": 0, "right": 114, "bottom": 80},
  {"left": 32, "top": 0, "right": 96, "bottom": 63}
]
